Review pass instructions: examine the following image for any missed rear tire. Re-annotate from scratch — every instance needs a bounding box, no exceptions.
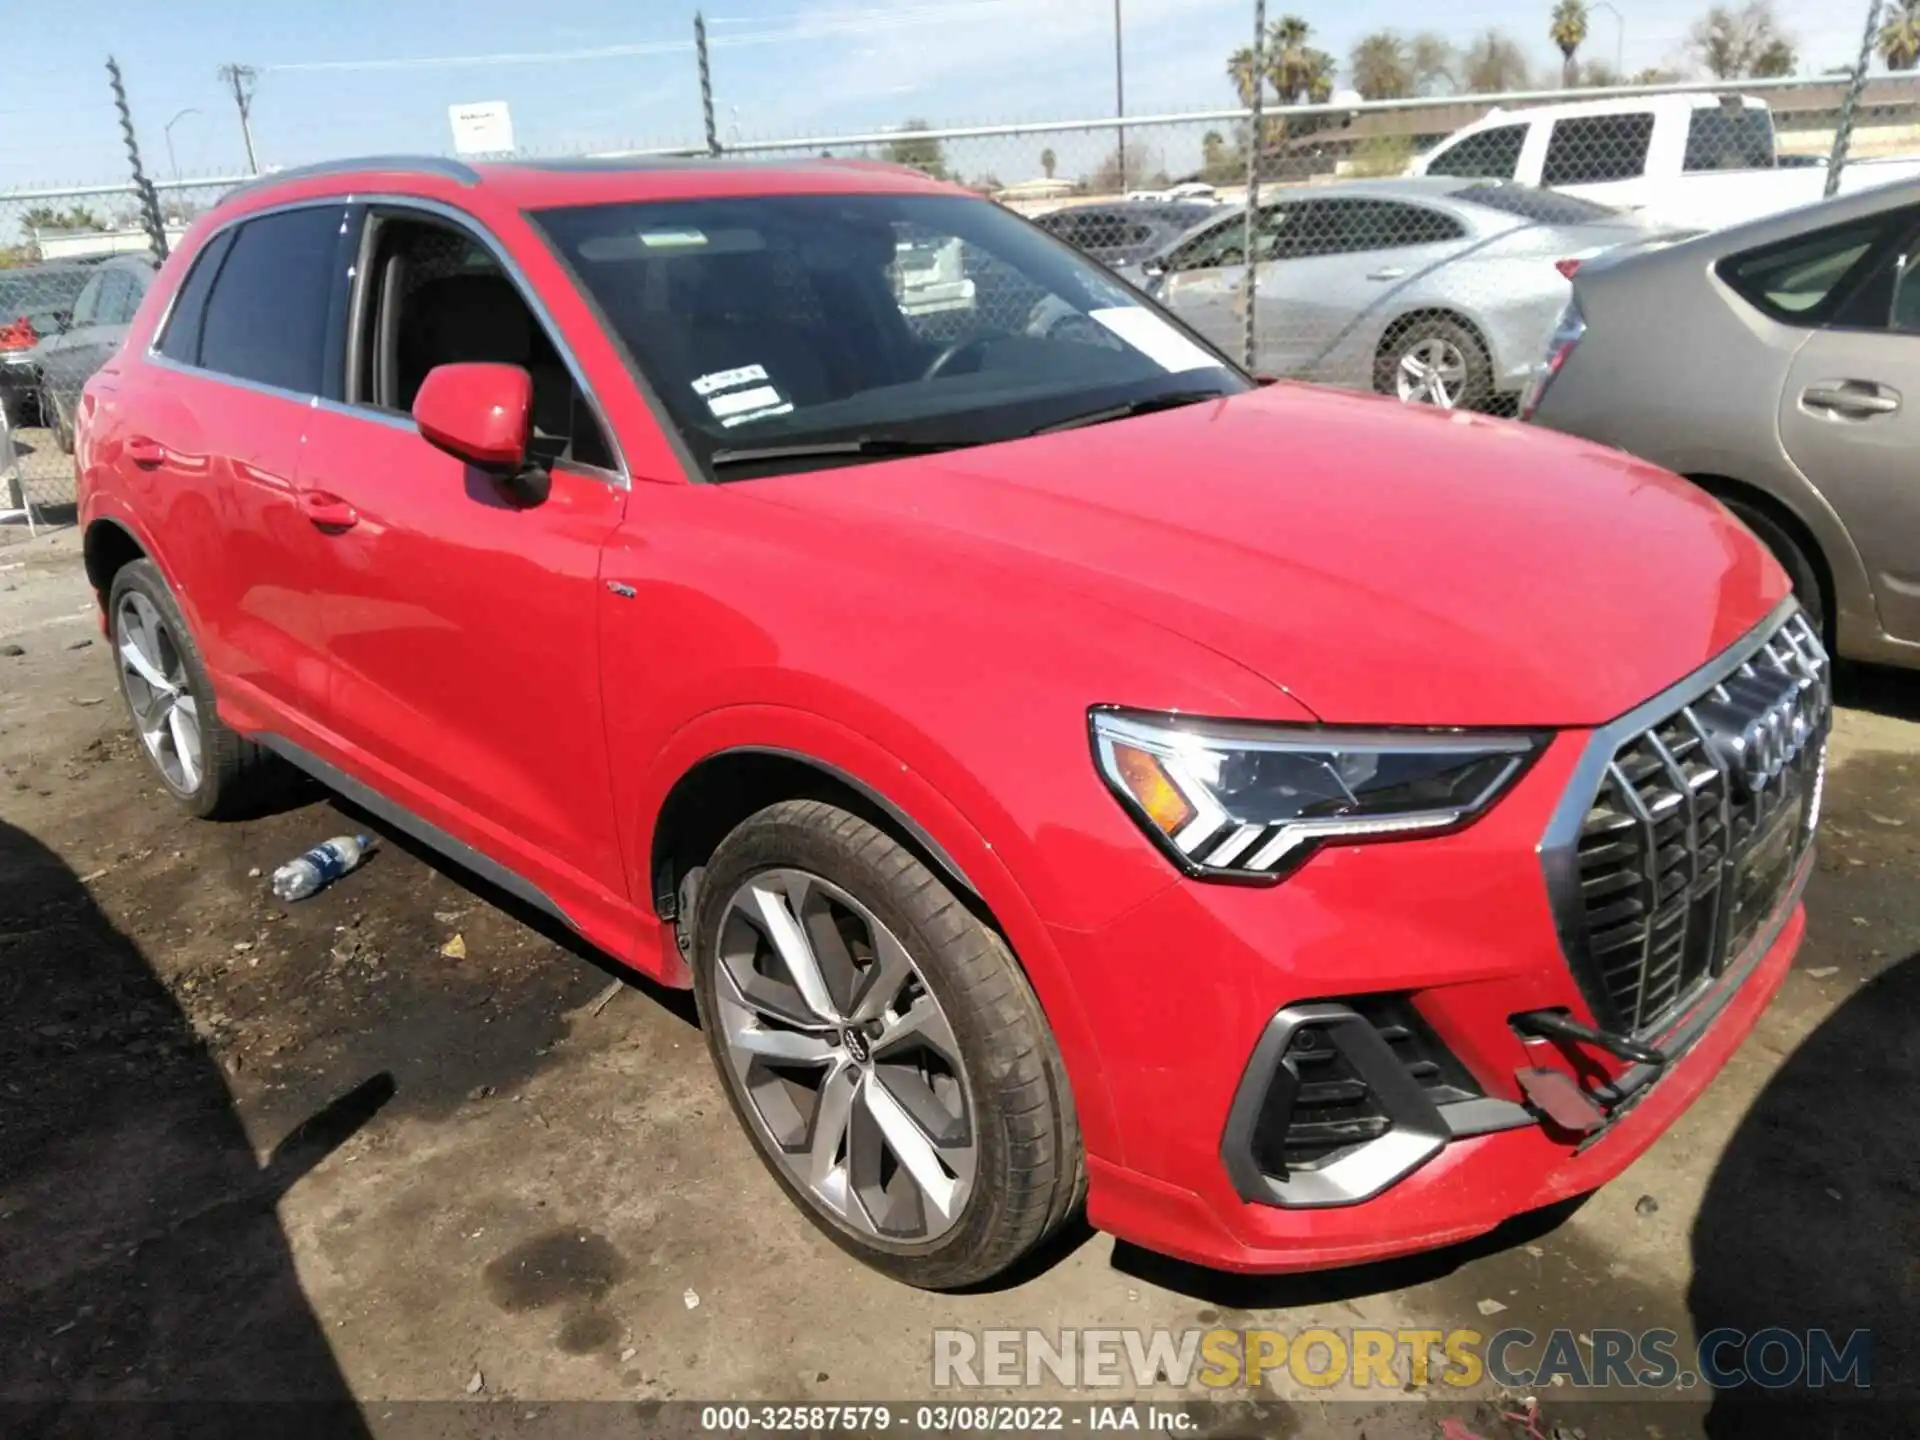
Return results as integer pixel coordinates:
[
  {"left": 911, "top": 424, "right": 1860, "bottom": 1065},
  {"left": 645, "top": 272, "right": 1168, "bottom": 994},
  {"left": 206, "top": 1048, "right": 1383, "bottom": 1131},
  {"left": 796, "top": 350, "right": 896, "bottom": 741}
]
[
  {"left": 1722, "top": 498, "right": 1827, "bottom": 641},
  {"left": 691, "top": 799, "right": 1082, "bottom": 1290},
  {"left": 107, "top": 560, "right": 281, "bottom": 819},
  {"left": 1376, "top": 315, "right": 1494, "bottom": 413}
]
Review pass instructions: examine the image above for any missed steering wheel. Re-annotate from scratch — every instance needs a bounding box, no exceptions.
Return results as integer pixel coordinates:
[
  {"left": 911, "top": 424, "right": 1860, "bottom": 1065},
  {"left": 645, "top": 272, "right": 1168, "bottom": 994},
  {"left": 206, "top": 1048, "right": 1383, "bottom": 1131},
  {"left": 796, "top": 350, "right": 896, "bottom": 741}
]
[{"left": 922, "top": 335, "right": 992, "bottom": 380}]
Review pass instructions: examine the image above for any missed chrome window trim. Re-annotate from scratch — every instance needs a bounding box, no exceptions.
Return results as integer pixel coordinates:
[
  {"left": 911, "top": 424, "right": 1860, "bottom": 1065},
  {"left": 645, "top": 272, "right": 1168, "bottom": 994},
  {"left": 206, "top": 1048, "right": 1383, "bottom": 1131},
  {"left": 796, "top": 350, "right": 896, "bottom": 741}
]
[{"left": 144, "top": 192, "right": 630, "bottom": 489}]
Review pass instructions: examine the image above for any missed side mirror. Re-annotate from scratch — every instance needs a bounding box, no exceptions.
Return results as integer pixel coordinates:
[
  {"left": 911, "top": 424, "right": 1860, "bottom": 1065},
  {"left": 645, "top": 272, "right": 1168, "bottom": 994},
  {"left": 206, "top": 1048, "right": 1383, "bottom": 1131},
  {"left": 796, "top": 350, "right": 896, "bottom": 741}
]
[{"left": 412, "top": 362, "right": 533, "bottom": 474}]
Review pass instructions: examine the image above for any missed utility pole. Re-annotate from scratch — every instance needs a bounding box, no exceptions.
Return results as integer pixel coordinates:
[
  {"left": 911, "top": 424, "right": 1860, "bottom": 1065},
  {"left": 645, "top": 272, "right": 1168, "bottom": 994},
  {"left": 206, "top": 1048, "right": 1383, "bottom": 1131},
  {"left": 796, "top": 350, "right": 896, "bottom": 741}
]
[
  {"left": 1241, "top": 0, "right": 1264, "bottom": 371},
  {"left": 1113, "top": 0, "right": 1126, "bottom": 192},
  {"left": 217, "top": 63, "right": 260, "bottom": 174}
]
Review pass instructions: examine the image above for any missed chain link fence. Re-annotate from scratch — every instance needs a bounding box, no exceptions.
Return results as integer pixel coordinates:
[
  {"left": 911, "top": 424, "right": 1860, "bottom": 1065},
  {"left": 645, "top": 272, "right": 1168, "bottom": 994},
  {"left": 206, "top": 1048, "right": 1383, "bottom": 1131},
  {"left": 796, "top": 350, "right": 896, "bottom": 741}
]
[
  {"left": 712, "top": 76, "right": 1911, "bottom": 412},
  {"left": 1, "top": 39, "right": 1913, "bottom": 538}
]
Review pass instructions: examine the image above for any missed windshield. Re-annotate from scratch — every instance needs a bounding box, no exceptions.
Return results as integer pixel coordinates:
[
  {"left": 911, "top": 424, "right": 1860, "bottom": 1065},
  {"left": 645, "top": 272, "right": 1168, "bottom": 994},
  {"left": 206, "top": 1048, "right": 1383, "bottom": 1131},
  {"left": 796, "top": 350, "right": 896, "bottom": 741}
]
[{"left": 533, "top": 193, "right": 1247, "bottom": 477}]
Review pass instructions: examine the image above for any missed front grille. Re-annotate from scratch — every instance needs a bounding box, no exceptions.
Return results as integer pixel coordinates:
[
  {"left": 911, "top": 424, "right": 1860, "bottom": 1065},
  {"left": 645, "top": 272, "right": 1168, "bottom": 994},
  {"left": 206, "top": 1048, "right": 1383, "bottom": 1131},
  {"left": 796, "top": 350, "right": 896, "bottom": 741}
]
[{"left": 1559, "top": 610, "right": 1829, "bottom": 1039}]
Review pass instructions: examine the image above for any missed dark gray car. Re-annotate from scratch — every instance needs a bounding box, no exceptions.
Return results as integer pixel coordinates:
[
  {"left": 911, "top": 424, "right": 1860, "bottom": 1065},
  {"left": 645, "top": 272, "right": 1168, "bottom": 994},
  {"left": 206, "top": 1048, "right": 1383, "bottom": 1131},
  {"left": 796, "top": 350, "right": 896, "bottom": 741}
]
[
  {"left": 1526, "top": 178, "right": 1920, "bottom": 670},
  {"left": 32, "top": 256, "right": 154, "bottom": 452},
  {"left": 1030, "top": 201, "right": 1217, "bottom": 274},
  {"left": 0, "top": 263, "right": 95, "bottom": 427}
]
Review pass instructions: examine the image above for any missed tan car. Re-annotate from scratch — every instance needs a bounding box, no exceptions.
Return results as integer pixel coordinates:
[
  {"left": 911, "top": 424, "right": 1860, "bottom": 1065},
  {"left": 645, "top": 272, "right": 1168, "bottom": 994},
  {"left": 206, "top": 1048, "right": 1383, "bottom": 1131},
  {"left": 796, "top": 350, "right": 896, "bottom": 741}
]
[{"left": 1525, "top": 177, "right": 1920, "bottom": 670}]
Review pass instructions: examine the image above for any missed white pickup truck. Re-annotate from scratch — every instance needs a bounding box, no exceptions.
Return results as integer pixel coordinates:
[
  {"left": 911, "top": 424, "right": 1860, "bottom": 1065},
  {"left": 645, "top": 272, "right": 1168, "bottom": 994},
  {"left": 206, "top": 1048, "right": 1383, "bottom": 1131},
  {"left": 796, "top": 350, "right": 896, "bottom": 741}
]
[{"left": 1410, "top": 92, "right": 1920, "bottom": 233}]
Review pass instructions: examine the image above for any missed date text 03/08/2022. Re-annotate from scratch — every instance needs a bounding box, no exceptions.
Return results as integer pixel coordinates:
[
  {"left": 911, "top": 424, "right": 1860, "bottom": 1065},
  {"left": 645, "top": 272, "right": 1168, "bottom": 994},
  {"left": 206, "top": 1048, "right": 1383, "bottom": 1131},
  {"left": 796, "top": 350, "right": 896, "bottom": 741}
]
[{"left": 698, "top": 1405, "right": 1194, "bottom": 1433}]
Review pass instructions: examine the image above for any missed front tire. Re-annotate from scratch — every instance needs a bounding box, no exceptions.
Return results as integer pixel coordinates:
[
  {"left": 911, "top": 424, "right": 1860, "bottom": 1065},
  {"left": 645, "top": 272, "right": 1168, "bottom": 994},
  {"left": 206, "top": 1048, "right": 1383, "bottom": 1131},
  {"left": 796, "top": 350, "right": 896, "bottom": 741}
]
[
  {"left": 692, "top": 800, "right": 1082, "bottom": 1289},
  {"left": 1376, "top": 316, "right": 1493, "bottom": 412},
  {"left": 108, "top": 560, "right": 278, "bottom": 818}
]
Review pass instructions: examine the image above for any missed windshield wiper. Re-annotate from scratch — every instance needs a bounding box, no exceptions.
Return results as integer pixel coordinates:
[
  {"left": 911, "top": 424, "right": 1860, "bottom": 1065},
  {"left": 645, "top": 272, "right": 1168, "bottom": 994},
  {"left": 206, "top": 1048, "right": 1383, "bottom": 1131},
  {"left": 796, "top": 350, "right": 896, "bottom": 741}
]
[
  {"left": 1027, "top": 389, "right": 1229, "bottom": 437},
  {"left": 709, "top": 436, "right": 984, "bottom": 468}
]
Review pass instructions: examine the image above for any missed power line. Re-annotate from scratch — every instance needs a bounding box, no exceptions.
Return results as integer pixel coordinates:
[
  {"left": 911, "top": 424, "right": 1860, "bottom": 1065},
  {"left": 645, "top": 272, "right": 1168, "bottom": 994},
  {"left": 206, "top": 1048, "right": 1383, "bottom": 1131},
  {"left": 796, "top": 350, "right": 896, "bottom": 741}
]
[{"left": 261, "top": 0, "right": 1039, "bottom": 73}]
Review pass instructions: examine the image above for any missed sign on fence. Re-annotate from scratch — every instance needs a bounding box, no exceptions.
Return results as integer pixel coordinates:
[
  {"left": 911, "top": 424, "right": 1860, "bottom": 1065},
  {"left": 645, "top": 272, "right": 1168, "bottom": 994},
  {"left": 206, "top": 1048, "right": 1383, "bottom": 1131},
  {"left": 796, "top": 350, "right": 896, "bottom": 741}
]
[{"left": 448, "top": 101, "right": 515, "bottom": 156}]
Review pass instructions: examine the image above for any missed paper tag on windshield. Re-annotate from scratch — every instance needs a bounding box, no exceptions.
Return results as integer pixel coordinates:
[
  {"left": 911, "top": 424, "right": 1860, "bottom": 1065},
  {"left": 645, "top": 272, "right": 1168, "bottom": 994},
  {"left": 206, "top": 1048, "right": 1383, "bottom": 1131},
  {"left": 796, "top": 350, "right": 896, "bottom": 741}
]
[
  {"left": 1088, "top": 307, "right": 1221, "bottom": 374},
  {"left": 693, "top": 364, "right": 768, "bottom": 397},
  {"left": 707, "top": 383, "right": 794, "bottom": 427}
]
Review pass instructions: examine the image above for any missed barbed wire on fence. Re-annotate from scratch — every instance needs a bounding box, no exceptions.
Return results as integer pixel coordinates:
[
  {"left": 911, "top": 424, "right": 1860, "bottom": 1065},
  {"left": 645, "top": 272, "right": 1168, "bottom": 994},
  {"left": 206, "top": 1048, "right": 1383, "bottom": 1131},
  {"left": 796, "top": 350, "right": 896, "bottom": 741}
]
[{"left": 0, "top": 0, "right": 1910, "bottom": 532}]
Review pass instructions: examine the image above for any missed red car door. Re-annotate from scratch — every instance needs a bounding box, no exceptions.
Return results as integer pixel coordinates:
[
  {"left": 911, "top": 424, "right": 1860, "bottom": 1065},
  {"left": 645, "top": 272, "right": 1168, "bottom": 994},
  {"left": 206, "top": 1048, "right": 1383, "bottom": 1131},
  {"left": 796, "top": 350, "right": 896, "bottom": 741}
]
[
  {"left": 111, "top": 206, "right": 354, "bottom": 733},
  {"left": 291, "top": 206, "right": 632, "bottom": 941}
]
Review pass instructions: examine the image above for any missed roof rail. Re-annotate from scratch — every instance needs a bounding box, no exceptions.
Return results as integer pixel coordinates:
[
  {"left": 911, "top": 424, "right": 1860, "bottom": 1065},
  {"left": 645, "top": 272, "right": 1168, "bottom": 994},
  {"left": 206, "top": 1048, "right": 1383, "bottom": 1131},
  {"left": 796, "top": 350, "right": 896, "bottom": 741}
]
[{"left": 218, "top": 155, "right": 482, "bottom": 207}]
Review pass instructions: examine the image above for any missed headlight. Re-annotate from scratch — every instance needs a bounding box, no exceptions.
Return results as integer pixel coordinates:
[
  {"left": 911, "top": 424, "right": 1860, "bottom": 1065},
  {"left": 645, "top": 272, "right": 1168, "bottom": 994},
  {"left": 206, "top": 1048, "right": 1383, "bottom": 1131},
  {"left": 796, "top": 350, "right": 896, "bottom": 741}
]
[{"left": 1090, "top": 709, "right": 1543, "bottom": 881}]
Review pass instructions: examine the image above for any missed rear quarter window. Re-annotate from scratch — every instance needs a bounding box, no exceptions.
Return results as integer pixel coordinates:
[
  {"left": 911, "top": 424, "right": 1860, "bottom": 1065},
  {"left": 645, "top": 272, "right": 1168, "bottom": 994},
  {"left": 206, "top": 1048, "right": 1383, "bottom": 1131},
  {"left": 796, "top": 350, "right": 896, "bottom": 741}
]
[
  {"left": 156, "top": 230, "right": 235, "bottom": 366},
  {"left": 191, "top": 206, "right": 344, "bottom": 394},
  {"left": 1718, "top": 216, "right": 1894, "bottom": 325}
]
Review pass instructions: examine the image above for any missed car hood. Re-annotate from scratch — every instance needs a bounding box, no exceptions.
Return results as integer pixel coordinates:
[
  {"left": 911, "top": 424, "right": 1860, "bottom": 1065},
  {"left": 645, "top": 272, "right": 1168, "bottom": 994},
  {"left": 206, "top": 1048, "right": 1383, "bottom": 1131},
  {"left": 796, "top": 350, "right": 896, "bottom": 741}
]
[{"left": 745, "top": 384, "right": 1785, "bottom": 727}]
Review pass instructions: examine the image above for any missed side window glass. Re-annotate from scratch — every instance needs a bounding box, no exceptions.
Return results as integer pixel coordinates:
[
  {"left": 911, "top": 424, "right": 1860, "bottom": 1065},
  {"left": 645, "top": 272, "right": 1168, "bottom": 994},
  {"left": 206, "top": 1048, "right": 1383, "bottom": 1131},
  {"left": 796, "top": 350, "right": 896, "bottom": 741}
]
[
  {"left": 156, "top": 229, "right": 235, "bottom": 367},
  {"left": 198, "top": 207, "right": 343, "bottom": 394},
  {"left": 114, "top": 271, "right": 150, "bottom": 323},
  {"left": 1426, "top": 124, "right": 1525, "bottom": 181},
  {"left": 69, "top": 274, "right": 102, "bottom": 327},
  {"left": 1541, "top": 114, "right": 1655, "bottom": 187},
  {"left": 357, "top": 212, "right": 617, "bottom": 472},
  {"left": 1721, "top": 217, "right": 1891, "bottom": 326},
  {"left": 96, "top": 272, "right": 134, "bottom": 324}
]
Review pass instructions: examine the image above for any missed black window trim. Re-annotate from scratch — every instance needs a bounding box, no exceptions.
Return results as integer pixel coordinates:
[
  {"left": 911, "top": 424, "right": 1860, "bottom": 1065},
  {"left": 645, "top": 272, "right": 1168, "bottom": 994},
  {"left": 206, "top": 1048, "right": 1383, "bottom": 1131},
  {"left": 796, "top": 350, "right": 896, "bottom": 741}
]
[
  {"left": 336, "top": 199, "right": 626, "bottom": 486},
  {"left": 1715, "top": 212, "right": 1910, "bottom": 331},
  {"left": 147, "top": 192, "right": 628, "bottom": 488}
]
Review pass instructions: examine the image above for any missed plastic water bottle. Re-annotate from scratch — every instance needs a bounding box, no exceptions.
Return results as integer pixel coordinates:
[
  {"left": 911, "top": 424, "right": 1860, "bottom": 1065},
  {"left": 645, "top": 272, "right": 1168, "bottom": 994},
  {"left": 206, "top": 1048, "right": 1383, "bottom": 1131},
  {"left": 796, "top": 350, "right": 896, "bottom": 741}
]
[{"left": 271, "top": 835, "right": 372, "bottom": 902}]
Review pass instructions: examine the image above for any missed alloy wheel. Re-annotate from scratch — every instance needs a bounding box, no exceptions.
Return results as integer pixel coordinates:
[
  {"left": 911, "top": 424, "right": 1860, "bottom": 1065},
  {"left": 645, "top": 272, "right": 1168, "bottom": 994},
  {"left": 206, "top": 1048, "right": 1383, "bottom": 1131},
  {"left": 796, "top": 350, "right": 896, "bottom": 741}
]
[
  {"left": 1395, "top": 337, "right": 1468, "bottom": 409},
  {"left": 115, "top": 591, "right": 202, "bottom": 794},
  {"left": 712, "top": 868, "right": 977, "bottom": 1244}
]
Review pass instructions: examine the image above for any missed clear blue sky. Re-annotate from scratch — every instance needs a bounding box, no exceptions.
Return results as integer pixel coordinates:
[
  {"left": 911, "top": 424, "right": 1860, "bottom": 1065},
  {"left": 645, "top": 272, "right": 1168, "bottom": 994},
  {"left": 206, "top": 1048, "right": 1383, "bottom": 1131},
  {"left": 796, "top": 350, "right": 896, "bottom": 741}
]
[{"left": 0, "top": 0, "right": 1878, "bottom": 191}]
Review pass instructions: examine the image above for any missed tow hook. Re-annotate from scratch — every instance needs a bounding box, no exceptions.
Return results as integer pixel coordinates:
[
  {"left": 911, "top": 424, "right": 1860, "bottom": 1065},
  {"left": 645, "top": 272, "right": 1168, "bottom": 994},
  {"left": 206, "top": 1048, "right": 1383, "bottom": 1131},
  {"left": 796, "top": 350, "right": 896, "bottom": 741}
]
[
  {"left": 1514, "top": 1009, "right": 1668, "bottom": 1068},
  {"left": 1510, "top": 1010, "right": 1670, "bottom": 1135}
]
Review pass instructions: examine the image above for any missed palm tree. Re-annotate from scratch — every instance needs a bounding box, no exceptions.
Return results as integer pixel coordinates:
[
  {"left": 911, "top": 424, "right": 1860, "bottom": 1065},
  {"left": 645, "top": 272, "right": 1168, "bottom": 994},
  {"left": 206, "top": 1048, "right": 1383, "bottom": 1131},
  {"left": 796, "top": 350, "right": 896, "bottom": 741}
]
[
  {"left": 1882, "top": 0, "right": 1920, "bottom": 70},
  {"left": 1550, "top": 0, "right": 1590, "bottom": 87},
  {"left": 1352, "top": 31, "right": 1414, "bottom": 100},
  {"left": 1226, "top": 46, "right": 1263, "bottom": 108},
  {"left": 1267, "top": 15, "right": 1318, "bottom": 103}
]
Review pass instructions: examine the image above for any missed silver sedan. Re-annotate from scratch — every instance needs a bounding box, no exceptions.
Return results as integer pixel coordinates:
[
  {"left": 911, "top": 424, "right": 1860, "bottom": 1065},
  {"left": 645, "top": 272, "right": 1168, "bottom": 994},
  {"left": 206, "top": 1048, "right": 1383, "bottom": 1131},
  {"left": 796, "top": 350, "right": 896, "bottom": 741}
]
[
  {"left": 1142, "top": 177, "right": 1665, "bottom": 411},
  {"left": 1527, "top": 176, "right": 1920, "bottom": 670}
]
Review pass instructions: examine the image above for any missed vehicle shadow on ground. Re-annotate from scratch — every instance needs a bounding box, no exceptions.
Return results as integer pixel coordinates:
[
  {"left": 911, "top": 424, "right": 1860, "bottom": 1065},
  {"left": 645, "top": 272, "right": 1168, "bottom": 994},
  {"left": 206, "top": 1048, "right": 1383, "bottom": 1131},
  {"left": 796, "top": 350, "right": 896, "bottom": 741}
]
[
  {"left": 0, "top": 818, "right": 378, "bottom": 1434},
  {"left": 1689, "top": 951, "right": 1919, "bottom": 1438},
  {"left": 1833, "top": 662, "right": 1920, "bottom": 725}
]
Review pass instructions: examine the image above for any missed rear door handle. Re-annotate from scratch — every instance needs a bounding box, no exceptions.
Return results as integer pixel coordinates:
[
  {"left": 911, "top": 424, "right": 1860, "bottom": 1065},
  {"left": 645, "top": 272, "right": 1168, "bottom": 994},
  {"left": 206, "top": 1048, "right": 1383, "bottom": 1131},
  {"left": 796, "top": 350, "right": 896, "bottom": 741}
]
[
  {"left": 125, "top": 435, "right": 165, "bottom": 468},
  {"left": 1366, "top": 267, "right": 1407, "bottom": 281},
  {"left": 301, "top": 491, "right": 359, "bottom": 531},
  {"left": 1802, "top": 381, "right": 1901, "bottom": 419}
]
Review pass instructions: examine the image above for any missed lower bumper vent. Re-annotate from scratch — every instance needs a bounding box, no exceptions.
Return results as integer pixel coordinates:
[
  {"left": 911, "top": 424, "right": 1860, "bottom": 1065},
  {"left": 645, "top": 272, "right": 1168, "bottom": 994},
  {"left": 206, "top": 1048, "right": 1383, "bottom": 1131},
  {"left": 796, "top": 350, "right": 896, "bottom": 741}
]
[{"left": 1223, "top": 997, "right": 1530, "bottom": 1208}]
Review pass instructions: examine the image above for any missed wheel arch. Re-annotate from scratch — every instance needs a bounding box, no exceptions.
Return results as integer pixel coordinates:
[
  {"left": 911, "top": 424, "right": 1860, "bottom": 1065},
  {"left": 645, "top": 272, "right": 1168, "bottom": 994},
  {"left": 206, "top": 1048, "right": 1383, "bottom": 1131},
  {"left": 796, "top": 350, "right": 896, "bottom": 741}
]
[
  {"left": 1685, "top": 473, "right": 1836, "bottom": 644},
  {"left": 648, "top": 746, "right": 983, "bottom": 942},
  {"left": 1376, "top": 306, "right": 1493, "bottom": 366},
  {"left": 83, "top": 515, "right": 148, "bottom": 602},
  {"left": 634, "top": 712, "right": 1122, "bottom": 1165}
]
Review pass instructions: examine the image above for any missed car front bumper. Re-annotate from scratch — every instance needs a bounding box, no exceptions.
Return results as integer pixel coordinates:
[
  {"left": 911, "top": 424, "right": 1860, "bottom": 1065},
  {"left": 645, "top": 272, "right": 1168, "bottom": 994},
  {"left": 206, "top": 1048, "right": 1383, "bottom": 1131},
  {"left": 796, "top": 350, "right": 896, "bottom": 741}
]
[{"left": 1057, "top": 603, "right": 1825, "bottom": 1274}]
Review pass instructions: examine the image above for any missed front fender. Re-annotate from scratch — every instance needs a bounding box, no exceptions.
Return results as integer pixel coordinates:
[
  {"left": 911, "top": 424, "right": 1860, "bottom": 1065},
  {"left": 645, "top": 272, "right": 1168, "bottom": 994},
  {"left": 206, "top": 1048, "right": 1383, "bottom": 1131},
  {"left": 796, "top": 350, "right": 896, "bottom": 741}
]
[{"left": 628, "top": 702, "right": 1130, "bottom": 1168}]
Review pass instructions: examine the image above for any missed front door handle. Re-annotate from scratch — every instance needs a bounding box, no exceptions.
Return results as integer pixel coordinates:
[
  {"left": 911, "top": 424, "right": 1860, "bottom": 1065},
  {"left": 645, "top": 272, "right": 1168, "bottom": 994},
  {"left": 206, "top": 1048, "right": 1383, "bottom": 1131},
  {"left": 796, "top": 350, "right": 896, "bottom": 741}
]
[
  {"left": 1802, "top": 380, "right": 1901, "bottom": 419},
  {"left": 301, "top": 491, "right": 359, "bottom": 531},
  {"left": 1366, "top": 267, "right": 1407, "bottom": 281}
]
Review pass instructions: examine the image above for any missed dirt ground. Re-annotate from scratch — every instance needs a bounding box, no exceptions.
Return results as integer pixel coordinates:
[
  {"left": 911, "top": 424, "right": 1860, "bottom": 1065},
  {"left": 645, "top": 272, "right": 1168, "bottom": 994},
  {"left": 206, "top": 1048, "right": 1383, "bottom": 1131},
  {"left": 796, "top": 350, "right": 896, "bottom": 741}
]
[{"left": 2, "top": 523, "right": 1916, "bottom": 1439}]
